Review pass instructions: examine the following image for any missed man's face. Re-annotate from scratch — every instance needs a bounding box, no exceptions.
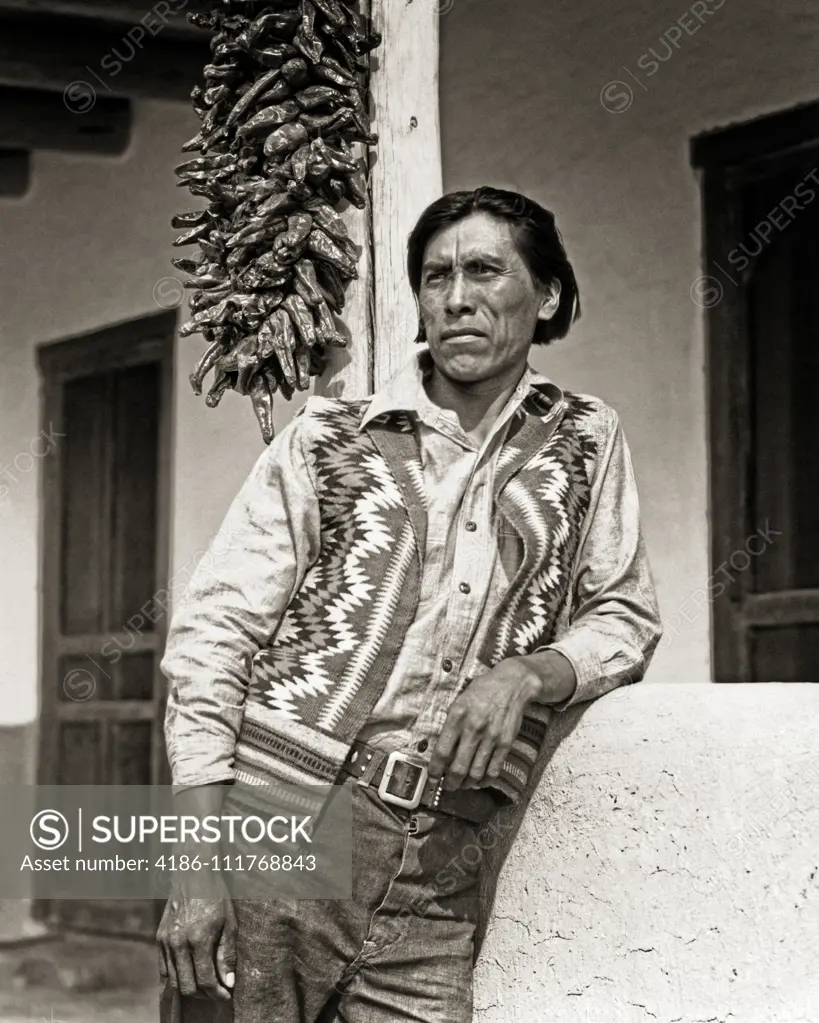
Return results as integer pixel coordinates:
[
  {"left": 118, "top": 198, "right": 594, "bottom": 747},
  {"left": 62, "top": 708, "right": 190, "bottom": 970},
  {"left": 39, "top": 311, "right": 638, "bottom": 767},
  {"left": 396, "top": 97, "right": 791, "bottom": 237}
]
[{"left": 418, "top": 211, "right": 560, "bottom": 386}]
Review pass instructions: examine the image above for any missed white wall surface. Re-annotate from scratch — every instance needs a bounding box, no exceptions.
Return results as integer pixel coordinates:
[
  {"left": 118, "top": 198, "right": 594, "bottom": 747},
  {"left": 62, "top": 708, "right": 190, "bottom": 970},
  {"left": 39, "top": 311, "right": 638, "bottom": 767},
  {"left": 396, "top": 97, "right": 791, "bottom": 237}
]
[
  {"left": 475, "top": 683, "right": 819, "bottom": 1022},
  {"left": 0, "top": 98, "right": 305, "bottom": 733},
  {"left": 439, "top": 0, "right": 819, "bottom": 685}
]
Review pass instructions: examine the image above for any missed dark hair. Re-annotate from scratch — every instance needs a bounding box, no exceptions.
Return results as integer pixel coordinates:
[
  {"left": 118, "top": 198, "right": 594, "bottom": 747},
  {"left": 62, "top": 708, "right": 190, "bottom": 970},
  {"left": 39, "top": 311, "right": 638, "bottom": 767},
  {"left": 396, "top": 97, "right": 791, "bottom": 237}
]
[{"left": 406, "top": 186, "right": 581, "bottom": 345}]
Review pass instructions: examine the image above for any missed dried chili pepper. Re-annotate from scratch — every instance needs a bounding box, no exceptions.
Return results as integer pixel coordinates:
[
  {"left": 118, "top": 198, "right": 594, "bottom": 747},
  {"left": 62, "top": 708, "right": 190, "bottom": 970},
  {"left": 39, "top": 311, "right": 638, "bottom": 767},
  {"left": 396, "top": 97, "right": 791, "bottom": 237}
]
[
  {"left": 264, "top": 121, "right": 309, "bottom": 159},
  {"left": 290, "top": 142, "right": 311, "bottom": 184},
  {"left": 308, "top": 226, "right": 357, "bottom": 277},
  {"left": 250, "top": 44, "right": 299, "bottom": 69},
  {"left": 280, "top": 57, "right": 310, "bottom": 87},
  {"left": 187, "top": 11, "right": 218, "bottom": 31},
  {"left": 204, "top": 62, "right": 240, "bottom": 82},
  {"left": 256, "top": 190, "right": 298, "bottom": 217},
  {"left": 238, "top": 99, "right": 301, "bottom": 139},
  {"left": 304, "top": 197, "right": 349, "bottom": 243},
  {"left": 249, "top": 372, "right": 275, "bottom": 443},
  {"left": 294, "top": 1, "right": 323, "bottom": 63},
  {"left": 314, "top": 260, "right": 346, "bottom": 311},
  {"left": 225, "top": 68, "right": 281, "bottom": 126},
  {"left": 175, "top": 154, "right": 235, "bottom": 176},
  {"left": 281, "top": 293, "right": 317, "bottom": 346},
  {"left": 263, "top": 363, "right": 279, "bottom": 395},
  {"left": 190, "top": 338, "right": 226, "bottom": 395},
  {"left": 205, "top": 369, "right": 232, "bottom": 408},
  {"left": 172, "top": 256, "right": 204, "bottom": 275},
  {"left": 173, "top": 223, "right": 212, "bottom": 246},
  {"left": 314, "top": 298, "right": 347, "bottom": 346},
  {"left": 312, "top": 0, "right": 346, "bottom": 32},
  {"left": 298, "top": 107, "right": 352, "bottom": 135},
  {"left": 338, "top": 169, "right": 367, "bottom": 209},
  {"left": 227, "top": 214, "right": 286, "bottom": 248},
  {"left": 181, "top": 130, "right": 206, "bottom": 152},
  {"left": 271, "top": 358, "right": 295, "bottom": 402},
  {"left": 203, "top": 83, "right": 232, "bottom": 107},
  {"left": 234, "top": 332, "right": 260, "bottom": 393},
  {"left": 252, "top": 78, "right": 293, "bottom": 108},
  {"left": 294, "top": 84, "right": 345, "bottom": 110},
  {"left": 171, "top": 210, "right": 209, "bottom": 229},
  {"left": 317, "top": 55, "right": 357, "bottom": 87},
  {"left": 180, "top": 296, "right": 235, "bottom": 336},
  {"left": 272, "top": 211, "right": 313, "bottom": 263},
  {"left": 293, "top": 258, "right": 323, "bottom": 306},
  {"left": 293, "top": 344, "right": 311, "bottom": 391},
  {"left": 266, "top": 309, "right": 298, "bottom": 388}
]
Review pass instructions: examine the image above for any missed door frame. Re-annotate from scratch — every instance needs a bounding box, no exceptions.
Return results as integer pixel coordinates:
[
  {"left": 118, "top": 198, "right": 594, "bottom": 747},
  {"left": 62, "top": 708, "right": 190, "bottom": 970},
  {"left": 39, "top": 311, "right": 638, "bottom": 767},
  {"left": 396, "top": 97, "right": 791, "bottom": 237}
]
[
  {"left": 34, "top": 311, "right": 175, "bottom": 931},
  {"left": 691, "top": 101, "right": 819, "bottom": 681}
]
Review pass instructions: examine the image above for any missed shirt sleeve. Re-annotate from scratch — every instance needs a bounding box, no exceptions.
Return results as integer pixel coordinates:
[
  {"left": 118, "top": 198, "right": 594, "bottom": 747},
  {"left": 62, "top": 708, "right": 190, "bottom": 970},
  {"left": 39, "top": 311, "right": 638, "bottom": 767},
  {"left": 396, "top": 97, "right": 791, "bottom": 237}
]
[
  {"left": 161, "top": 404, "right": 320, "bottom": 791},
  {"left": 540, "top": 409, "right": 663, "bottom": 711}
]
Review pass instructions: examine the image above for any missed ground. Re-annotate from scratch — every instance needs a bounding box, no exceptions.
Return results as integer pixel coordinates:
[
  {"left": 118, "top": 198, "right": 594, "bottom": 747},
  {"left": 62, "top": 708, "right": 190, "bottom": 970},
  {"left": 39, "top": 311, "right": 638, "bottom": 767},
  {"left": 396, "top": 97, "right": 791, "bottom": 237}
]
[{"left": 0, "top": 935, "right": 158, "bottom": 1023}]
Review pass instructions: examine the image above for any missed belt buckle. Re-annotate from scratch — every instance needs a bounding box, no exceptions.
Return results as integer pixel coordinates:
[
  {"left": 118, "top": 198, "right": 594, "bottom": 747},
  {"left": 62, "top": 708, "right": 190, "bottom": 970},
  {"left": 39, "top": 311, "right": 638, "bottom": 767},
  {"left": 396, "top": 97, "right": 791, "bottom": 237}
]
[{"left": 377, "top": 750, "right": 428, "bottom": 810}]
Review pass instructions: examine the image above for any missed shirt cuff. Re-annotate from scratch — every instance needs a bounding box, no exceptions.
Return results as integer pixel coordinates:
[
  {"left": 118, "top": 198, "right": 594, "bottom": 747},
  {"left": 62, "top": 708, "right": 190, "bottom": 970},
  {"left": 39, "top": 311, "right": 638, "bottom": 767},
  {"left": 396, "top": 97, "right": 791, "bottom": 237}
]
[
  {"left": 539, "top": 635, "right": 605, "bottom": 712},
  {"left": 170, "top": 772, "right": 236, "bottom": 797}
]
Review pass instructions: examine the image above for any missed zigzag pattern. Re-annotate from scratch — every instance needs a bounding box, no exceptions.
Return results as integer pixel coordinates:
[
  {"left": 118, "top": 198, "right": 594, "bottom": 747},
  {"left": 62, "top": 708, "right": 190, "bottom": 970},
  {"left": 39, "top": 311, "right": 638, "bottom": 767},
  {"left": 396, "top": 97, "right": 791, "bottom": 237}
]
[
  {"left": 236, "top": 389, "right": 604, "bottom": 799},
  {"left": 480, "top": 394, "right": 594, "bottom": 665},
  {"left": 250, "top": 399, "right": 411, "bottom": 727}
]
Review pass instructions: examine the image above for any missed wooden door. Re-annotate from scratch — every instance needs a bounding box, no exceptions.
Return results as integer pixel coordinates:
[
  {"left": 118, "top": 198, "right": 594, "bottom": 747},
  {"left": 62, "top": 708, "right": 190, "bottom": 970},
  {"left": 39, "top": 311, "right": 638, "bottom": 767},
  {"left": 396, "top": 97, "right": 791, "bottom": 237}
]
[
  {"left": 36, "top": 311, "right": 175, "bottom": 935},
  {"left": 692, "top": 104, "right": 819, "bottom": 682}
]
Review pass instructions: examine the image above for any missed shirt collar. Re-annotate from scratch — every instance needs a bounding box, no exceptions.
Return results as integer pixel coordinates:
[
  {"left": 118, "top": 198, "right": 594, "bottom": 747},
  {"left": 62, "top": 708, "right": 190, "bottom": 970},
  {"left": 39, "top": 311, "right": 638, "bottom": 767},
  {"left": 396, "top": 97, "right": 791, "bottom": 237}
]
[{"left": 357, "top": 346, "right": 564, "bottom": 432}]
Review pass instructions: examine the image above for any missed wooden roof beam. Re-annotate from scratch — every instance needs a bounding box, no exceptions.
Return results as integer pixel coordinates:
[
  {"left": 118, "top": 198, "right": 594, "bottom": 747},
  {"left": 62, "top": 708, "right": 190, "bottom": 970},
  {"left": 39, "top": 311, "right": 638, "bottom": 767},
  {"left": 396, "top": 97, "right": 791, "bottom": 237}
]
[
  {"left": 0, "top": 85, "right": 130, "bottom": 154},
  {"left": 0, "top": 14, "right": 208, "bottom": 101},
  {"left": 0, "top": 0, "right": 204, "bottom": 39}
]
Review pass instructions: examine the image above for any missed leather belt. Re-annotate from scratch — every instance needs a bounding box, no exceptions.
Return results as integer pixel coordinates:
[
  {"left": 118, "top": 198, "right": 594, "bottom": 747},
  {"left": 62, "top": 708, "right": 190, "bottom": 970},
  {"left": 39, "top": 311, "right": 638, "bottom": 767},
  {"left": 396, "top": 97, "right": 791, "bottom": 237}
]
[{"left": 339, "top": 739, "right": 499, "bottom": 824}]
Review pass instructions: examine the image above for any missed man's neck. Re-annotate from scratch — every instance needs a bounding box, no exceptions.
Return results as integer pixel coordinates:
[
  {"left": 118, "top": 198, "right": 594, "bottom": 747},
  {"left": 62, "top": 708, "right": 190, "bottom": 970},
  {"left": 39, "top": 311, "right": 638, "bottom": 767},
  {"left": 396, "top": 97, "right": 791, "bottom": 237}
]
[{"left": 423, "top": 363, "right": 526, "bottom": 446}]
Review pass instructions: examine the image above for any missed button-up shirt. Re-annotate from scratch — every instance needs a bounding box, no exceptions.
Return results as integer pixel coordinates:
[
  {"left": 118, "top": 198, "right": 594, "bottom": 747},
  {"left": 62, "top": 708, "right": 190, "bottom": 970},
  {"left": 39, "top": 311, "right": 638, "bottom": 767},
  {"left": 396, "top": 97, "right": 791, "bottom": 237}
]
[{"left": 162, "top": 347, "right": 662, "bottom": 791}]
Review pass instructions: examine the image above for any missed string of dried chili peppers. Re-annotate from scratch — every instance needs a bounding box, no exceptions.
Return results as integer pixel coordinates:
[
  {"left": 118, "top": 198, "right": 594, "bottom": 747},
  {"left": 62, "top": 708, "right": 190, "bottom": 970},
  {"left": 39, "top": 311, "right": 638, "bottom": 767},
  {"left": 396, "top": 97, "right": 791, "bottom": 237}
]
[{"left": 172, "top": 0, "right": 380, "bottom": 441}]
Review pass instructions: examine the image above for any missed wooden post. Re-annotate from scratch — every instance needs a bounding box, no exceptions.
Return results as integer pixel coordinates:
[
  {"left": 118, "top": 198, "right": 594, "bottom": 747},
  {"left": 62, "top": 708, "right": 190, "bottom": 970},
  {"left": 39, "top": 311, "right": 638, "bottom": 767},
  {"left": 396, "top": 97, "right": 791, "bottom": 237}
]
[
  {"left": 314, "top": 0, "right": 443, "bottom": 401},
  {"left": 370, "top": 0, "right": 443, "bottom": 390}
]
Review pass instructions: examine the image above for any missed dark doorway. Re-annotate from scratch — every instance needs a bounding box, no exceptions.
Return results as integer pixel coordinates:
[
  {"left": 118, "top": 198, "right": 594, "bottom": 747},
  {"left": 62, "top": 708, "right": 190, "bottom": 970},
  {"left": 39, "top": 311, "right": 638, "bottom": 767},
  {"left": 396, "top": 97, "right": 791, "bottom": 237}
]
[
  {"left": 692, "top": 103, "right": 819, "bottom": 682},
  {"left": 35, "top": 311, "right": 175, "bottom": 935}
]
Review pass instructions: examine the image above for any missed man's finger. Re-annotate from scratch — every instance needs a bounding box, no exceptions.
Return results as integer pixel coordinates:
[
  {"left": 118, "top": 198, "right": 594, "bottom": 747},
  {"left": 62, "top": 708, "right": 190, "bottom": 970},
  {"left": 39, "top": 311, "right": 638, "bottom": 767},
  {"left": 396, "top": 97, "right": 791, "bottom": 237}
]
[
  {"left": 192, "top": 937, "right": 230, "bottom": 1001},
  {"left": 170, "top": 939, "right": 198, "bottom": 998},
  {"left": 444, "top": 728, "right": 482, "bottom": 790},
  {"left": 466, "top": 735, "right": 497, "bottom": 784},
  {"left": 216, "top": 920, "right": 237, "bottom": 992},
  {"left": 161, "top": 940, "right": 180, "bottom": 991},
  {"left": 486, "top": 742, "right": 511, "bottom": 779},
  {"left": 428, "top": 710, "right": 463, "bottom": 778},
  {"left": 157, "top": 942, "right": 170, "bottom": 987}
]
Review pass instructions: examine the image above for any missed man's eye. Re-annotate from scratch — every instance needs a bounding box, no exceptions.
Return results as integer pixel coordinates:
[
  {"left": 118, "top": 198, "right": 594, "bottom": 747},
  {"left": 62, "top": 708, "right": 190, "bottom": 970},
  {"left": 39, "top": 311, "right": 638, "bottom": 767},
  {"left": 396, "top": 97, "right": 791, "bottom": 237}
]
[{"left": 425, "top": 271, "right": 446, "bottom": 283}]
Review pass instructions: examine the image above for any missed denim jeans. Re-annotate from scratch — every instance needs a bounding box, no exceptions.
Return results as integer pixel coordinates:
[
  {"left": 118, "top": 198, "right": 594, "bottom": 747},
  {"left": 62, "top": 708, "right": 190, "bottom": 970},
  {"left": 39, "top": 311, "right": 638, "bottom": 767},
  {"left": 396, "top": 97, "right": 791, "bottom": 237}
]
[{"left": 163, "top": 779, "right": 488, "bottom": 1023}]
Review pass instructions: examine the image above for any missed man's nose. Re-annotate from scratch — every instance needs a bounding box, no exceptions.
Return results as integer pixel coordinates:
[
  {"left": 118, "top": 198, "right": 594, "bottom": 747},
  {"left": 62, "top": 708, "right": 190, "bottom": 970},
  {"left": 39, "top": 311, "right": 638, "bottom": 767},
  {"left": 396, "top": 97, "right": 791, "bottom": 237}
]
[{"left": 444, "top": 271, "right": 476, "bottom": 316}]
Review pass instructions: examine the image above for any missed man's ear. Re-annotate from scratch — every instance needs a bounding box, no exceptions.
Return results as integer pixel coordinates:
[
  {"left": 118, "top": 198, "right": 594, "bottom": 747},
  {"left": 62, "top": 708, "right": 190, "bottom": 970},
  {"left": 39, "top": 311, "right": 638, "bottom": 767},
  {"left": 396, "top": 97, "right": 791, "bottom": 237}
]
[{"left": 536, "top": 279, "right": 562, "bottom": 323}]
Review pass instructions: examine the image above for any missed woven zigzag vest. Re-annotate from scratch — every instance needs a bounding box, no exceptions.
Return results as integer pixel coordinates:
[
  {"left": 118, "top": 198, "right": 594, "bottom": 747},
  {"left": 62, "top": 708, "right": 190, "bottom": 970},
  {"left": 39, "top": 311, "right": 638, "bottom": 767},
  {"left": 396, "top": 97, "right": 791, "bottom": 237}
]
[{"left": 233, "top": 389, "right": 599, "bottom": 803}]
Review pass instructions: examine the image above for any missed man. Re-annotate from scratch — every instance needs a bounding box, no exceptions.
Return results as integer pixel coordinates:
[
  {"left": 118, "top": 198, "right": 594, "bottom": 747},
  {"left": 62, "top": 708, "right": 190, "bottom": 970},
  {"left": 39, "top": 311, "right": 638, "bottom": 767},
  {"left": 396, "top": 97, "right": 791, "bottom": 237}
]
[{"left": 158, "top": 186, "right": 662, "bottom": 1022}]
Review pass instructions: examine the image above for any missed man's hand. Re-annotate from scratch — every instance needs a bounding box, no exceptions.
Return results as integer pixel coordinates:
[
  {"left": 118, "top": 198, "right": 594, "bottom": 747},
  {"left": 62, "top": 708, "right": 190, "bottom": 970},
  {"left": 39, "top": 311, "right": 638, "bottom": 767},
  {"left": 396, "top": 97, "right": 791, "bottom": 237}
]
[
  {"left": 157, "top": 873, "right": 236, "bottom": 1002},
  {"left": 428, "top": 658, "right": 542, "bottom": 791},
  {"left": 157, "top": 782, "right": 235, "bottom": 1002}
]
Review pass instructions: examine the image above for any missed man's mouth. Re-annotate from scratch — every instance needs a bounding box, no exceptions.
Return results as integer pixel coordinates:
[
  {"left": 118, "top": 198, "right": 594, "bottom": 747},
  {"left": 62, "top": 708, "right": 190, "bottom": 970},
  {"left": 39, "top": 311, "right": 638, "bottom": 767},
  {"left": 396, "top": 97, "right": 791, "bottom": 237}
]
[{"left": 441, "top": 328, "right": 486, "bottom": 341}]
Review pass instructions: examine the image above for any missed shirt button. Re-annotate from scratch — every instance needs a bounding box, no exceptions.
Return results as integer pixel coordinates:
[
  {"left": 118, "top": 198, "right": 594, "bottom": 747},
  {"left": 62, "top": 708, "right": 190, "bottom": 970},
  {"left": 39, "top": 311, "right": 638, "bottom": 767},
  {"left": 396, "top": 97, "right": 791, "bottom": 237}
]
[
  {"left": 465, "top": 520, "right": 477, "bottom": 531},
  {"left": 442, "top": 657, "right": 453, "bottom": 672},
  {"left": 459, "top": 582, "right": 470, "bottom": 594},
  {"left": 417, "top": 738, "right": 429, "bottom": 753}
]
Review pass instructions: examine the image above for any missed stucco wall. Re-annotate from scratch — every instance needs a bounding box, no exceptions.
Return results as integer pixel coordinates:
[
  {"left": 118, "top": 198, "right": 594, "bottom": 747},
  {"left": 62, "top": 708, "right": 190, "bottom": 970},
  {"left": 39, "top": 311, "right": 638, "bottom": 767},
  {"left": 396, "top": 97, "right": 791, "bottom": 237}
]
[
  {"left": 0, "top": 98, "right": 305, "bottom": 744},
  {"left": 474, "top": 682, "right": 819, "bottom": 1022},
  {"left": 440, "top": 0, "right": 819, "bottom": 687}
]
